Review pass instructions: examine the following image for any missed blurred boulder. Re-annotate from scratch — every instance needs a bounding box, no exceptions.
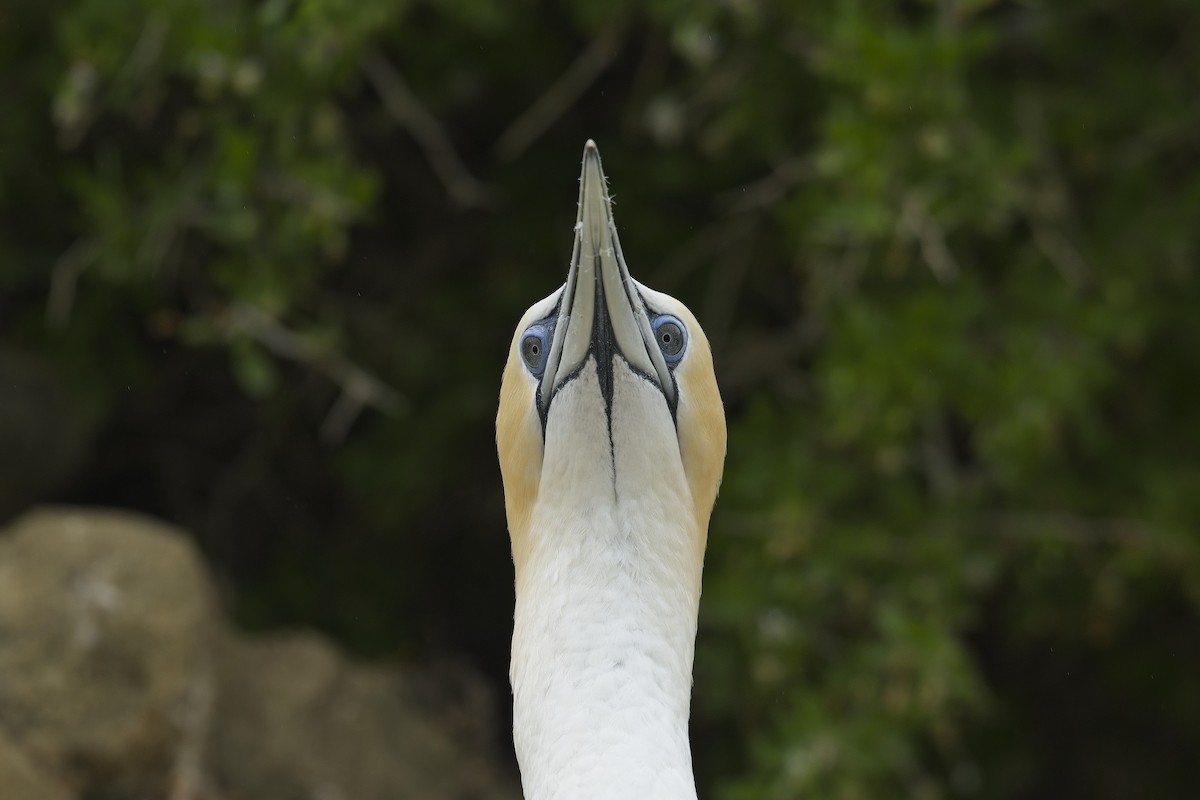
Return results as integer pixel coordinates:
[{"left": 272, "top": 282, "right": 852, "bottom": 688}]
[
  {"left": 210, "top": 633, "right": 519, "bottom": 800},
  {"left": 0, "top": 507, "right": 213, "bottom": 798},
  {"left": 0, "top": 507, "right": 519, "bottom": 800},
  {"left": 0, "top": 729, "right": 69, "bottom": 800}
]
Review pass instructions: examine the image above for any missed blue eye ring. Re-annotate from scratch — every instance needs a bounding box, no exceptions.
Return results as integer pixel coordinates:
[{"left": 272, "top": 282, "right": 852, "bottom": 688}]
[
  {"left": 651, "top": 314, "right": 687, "bottom": 364},
  {"left": 520, "top": 322, "right": 553, "bottom": 377}
]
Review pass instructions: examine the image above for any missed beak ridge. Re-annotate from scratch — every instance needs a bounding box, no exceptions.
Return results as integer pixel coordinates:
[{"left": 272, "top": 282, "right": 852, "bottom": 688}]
[{"left": 540, "top": 141, "right": 675, "bottom": 411}]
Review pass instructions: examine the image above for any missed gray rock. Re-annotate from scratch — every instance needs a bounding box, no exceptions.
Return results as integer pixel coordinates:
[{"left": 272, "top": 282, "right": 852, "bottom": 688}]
[
  {"left": 0, "top": 507, "right": 214, "bottom": 797},
  {"left": 209, "top": 632, "right": 519, "bottom": 800},
  {"left": 0, "top": 729, "right": 70, "bottom": 800},
  {"left": 0, "top": 507, "right": 519, "bottom": 800}
]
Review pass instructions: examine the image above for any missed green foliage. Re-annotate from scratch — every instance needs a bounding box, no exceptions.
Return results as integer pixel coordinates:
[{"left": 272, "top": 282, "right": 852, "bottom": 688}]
[{"left": 2, "top": 0, "right": 1199, "bottom": 797}]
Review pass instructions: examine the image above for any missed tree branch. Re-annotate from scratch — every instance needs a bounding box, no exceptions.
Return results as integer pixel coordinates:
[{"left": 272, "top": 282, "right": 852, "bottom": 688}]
[
  {"left": 899, "top": 191, "right": 959, "bottom": 282},
  {"left": 361, "top": 48, "right": 488, "bottom": 208},
  {"left": 494, "top": 23, "right": 626, "bottom": 162},
  {"left": 46, "top": 237, "right": 100, "bottom": 330},
  {"left": 223, "top": 303, "right": 407, "bottom": 442}
]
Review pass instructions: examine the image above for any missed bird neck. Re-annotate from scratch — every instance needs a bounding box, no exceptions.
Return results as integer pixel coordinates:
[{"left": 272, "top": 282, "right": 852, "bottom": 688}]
[
  {"left": 510, "top": 498, "right": 703, "bottom": 800},
  {"left": 508, "top": 362, "right": 708, "bottom": 799}
]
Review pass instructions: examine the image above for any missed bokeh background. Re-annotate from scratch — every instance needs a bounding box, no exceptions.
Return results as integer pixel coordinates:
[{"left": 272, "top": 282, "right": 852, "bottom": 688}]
[{"left": 3, "top": 0, "right": 1199, "bottom": 797}]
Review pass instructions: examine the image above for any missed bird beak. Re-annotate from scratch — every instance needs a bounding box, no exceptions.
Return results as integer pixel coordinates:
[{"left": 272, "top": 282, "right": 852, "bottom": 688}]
[{"left": 539, "top": 141, "right": 675, "bottom": 413}]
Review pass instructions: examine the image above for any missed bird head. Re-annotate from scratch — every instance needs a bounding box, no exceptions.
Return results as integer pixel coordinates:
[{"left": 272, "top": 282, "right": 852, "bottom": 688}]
[{"left": 497, "top": 141, "right": 726, "bottom": 578}]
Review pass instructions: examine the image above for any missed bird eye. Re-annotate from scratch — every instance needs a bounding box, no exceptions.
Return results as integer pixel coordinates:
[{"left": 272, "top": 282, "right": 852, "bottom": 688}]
[
  {"left": 520, "top": 323, "right": 552, "bottom": 376},
  {"left": 652, "top": 315, "right": 687, "bottom": 363}
]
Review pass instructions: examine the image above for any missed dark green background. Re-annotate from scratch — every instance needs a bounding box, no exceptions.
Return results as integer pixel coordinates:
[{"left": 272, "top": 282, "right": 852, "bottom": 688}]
[{"left": 3, "top": 0, "right": 1198, "bottom": 796}]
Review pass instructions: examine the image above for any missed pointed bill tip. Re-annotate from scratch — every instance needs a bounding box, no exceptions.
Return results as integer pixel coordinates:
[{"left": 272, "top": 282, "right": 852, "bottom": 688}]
[
  {"left": 580, "top": 139, "right": 604, "bottom": 183},
  {"left": 581, "top": 140, "right": 606, "bottom": 185},
  {"left": 577, "top": 139, "right": 609, "bottom": 233}
]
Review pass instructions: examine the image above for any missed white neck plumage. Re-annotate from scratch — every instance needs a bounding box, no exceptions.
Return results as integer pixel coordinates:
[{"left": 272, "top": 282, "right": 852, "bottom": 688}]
[{"left": 510, "top": 362, "right": 703, "bottom": 800}]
